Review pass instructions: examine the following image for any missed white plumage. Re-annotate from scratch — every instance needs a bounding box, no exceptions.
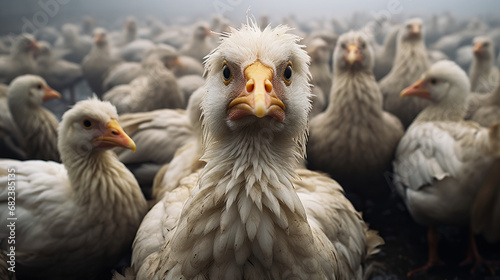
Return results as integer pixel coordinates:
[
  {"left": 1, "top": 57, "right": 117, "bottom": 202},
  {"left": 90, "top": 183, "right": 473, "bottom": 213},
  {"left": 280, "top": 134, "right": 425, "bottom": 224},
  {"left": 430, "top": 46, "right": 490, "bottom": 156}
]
[
  {"left": 393, "top": 60, "right": 500, "bottom": 275},
  {"left": 307, "top": 30, "right": 403, "bottom": 189},
  {"left": 7, "top": 75, "right": 60, "bottom": 162},
  {"left": 0, "top": 98, "right": 148, "bottom": 279},
  {"left": 0, "top": 34, "right": 40, "bottom": 84},
  {"left": 468, "top": 36, "right": 499, "bottom": 93},
  {"left": 124, "top": 23, "right": 381, "bottom": 280},
  {"left": 102, "top": 46, "right": 184, "bottom": 114},
  {"left": 380, "top": 18, "right": 431, "bottom": 128}
]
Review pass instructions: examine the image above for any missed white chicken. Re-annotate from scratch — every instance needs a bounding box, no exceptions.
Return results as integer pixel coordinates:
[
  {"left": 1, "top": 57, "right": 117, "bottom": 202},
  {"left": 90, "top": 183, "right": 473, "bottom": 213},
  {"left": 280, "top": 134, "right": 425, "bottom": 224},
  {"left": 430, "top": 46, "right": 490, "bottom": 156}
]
[
  {"left": 0, "top": 98, "right": 148, "bottom": 279},
  {"left": 393, "top": 60, "right": 500, "bottom": 276},
  {"left": 123, "top": 23, "right": 382, "bottom": 280}
]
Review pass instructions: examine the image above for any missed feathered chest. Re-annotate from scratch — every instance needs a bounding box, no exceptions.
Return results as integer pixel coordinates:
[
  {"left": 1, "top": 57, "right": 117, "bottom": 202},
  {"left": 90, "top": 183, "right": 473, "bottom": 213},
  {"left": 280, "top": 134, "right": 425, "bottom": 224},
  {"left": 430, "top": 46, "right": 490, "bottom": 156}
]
[{"left": 327, "top": 72, "right": 383, "bottom": 127}]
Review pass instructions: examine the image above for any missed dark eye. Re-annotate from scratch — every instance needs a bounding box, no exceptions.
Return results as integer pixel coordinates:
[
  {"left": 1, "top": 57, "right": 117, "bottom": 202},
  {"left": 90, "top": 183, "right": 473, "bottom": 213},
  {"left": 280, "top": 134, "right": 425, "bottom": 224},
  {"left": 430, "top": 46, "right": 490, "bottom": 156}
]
[
  {"left": 483, "top": 42, "right": 489, "bottom": 47},
  {"left": 82, "top": 118, "right": 93, "bottom": 129},
  {"left": 340, "top": 43, "right": 347, "bottom": 49},
  {"left": 37, "top": 84, "right": 43, "bottom": 90},
  {"left": 283, "top": 62, "right": 292, "bottom": 86},
  {"left": 406, "top": 25, "right": 411, "bottom": 29},
  {"left": 222, "top": 61, "right": 232, "bottom": 85},
  {"left": 360, "top": 42, "right": 366, "bottom": 49},
  {"left": 430, "top": 79, "right": 438, "bottom": 85}
]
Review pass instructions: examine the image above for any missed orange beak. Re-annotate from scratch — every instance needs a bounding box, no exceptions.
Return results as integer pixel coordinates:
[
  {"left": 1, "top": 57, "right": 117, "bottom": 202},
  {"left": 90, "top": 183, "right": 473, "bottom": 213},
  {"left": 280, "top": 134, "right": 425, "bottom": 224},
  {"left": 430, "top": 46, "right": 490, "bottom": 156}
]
[
  {"left": 409, "top": 24, "right": 421, "bottom": 37},
  {"left": 125, "top": 21, "right": 132, "bottom": 29},
  {"left": 93, "top": 33, "right": 104, "bottom": 44},
  {"left": 473, "top": 42, "right": 483, "bottom": 55},
  {"left": 30, "top": 39, "right": 40, "bottom": 52},
  {"left": 227, "top": 61, "right": 286, "bottom": 122},
  {"left": 346, "top": 44, "right": 362, "bottom": 65},
  {"left": 400, "top": 79, "right": 430, "bottom": 99},
  {"left": 205, "top": 27, "right": 212, "bottom": 37},
  {"left": 42, "top": 86, "right": 60, "bottom": 102},
  {"left": 93, "top": 119, "right": 136, "bottom": 151},
  {"left": 166, "top": 57, "right": 183, "bottom": 69}
]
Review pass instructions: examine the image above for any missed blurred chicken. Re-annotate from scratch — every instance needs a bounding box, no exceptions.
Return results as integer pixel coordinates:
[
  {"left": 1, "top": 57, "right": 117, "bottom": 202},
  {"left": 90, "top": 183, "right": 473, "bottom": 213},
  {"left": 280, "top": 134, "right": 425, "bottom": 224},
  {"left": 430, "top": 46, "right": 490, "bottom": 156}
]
[
  {"left": 0, "top": 34, "right": 40, "bottom": 84},
  {"left": 7, "top": 75, "right": 60, "bottom": 161},
  {"left": 466, "top": 79, "right": 500, "bottom": 127},
  {"left": 55, "top": 23, "right": 92, "bottom": 64},
  {"left": 36, "top": 41, "right": 83, "bottom": 103},
  {"left": 0, "top": 83, "right": 25, "bottom": 159},
  {"left": 393, "top": 60, "right": 500, "bottom": 276},
  {"left": 381, "top": 18, "right": 431, "bottom": 128},
  {"left": 0, "top": 98, "right": 147, "bottom": 280},
  {"left": 180, "top": 21, "right": 214, "bottom": 62},
  {"left": 82, "top": 28, "right": 122, "bottom": 97},
  {"left": 102, "top": 46, "right": 184, "bottom": 114},
  {"left": 308, "top": 31, "right": 403, "bottom": 194},
  {"left": 307, "top": 37, "right": 332, "bottom": 104},
  {"left": 469, "top": 36, "right": 499, "bottom": 93}
]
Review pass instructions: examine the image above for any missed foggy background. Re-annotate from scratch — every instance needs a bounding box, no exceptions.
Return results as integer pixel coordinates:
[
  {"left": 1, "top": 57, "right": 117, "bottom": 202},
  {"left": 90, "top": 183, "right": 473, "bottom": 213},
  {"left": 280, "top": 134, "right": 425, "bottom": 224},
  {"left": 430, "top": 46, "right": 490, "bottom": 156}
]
[{"left": 0, "top": 0, "right": 499, "bottom": 35}]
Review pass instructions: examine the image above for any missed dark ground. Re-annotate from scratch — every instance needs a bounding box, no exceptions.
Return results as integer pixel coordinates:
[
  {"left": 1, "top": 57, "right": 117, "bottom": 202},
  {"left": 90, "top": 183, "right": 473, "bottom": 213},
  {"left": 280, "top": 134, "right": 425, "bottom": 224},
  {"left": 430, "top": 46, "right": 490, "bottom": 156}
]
[{"left": 42, "top": 82, "right": 500, "bottom": 280}]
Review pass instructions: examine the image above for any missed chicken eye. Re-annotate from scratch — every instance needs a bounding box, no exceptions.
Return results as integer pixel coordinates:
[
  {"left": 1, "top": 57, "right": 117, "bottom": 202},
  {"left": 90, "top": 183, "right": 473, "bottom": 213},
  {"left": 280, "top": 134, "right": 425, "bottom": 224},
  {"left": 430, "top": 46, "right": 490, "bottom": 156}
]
[
  {"left": 360, "top": 42, "right": 366, "bottom": 49},
  {"left": 483, "top": 42, "right": 489, "bottom": 47},
  {"left": 81, "top": 118, "right": 93, "bottom": 129},
  {"left": 37, "top": 84, "right": 43, "bottom": 90},
  {"left": 222, "top": 61, "right": 233, "bottom": 85},
  {"left": 340, "top": 43, "right": 347, "bottom": 49},
  {"left": 283, "top": 62, "right": 292, "bottom": 86},
  {"left": 430, "top": 79, "right": 438, "bottom": 85}
]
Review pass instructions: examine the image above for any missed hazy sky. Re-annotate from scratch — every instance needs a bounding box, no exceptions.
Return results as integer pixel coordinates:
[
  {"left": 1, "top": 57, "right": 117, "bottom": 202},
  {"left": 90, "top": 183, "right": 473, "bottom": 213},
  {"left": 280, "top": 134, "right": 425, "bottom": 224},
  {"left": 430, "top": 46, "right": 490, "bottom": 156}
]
[{"left": 0, "top": 0, "right": 499, "bottom": 34}]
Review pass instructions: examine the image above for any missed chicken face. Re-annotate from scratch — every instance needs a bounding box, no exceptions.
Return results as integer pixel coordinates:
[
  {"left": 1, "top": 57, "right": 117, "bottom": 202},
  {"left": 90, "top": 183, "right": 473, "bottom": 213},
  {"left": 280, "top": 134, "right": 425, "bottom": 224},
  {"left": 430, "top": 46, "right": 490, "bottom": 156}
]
[
  {"left": 8, "top": 75, "right": 60, "bottom": 107},
  {"left": 334, "top": 31, "right": 374, "bottom": 72},
  {"left": 16, "top": 34, "right": 40, "bottom": 54},
  {"left": 472, "top": 36, "right": 494, "bottom": 60},
  {"left": 400, "top": 18, "right": 424, "bottom": 41},
  {"left": 194, "top": 22, "right": 211, "bottom": 40},
  {"left": 401, "top": 60, "right": 469, "bottom": 103},
  {"left": 59, "top": 98, "right": 136, "bottom": 156},
  {"left": 93, "top": 28, "right": 108, "bottom": 47},
  {"left": 202, "top": 23, "right": 312, "bottom": 140}
]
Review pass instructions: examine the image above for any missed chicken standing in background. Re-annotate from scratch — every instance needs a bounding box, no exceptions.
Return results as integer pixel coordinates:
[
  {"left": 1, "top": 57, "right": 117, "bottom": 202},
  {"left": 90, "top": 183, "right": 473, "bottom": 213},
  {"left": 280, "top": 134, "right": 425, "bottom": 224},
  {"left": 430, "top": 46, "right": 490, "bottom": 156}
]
[
  {"left": 0, "top": 34, "right": 40, "bottom": 84},
  {"left": 0, "top": 98, "right": 148, "bottom": 280},
  {"left": 180, "top": 21, "right": 214, "bottom": 63},
  {"left": 466, "top": 79, "right": 500, "bottom": 127},
  {"left": 82, "top": 28, "right": 122, "bottom": 97},
  {"left": 55, "top": 23, "right": 92, "bottom": 64},
  {"left": 103, "top": 46, "right": 184, "bottom": 114},
  {"left": 308, "top": 31, "right": 403, "bottom": 194},
  {"left": 393, "top": 60, "right": 500, "bottom": 276},
  {"left": 36, "top": 41, "right": 83, "bottom": 103},
  {"left": 381, "top": 18, "right": 431, "bottom": 128},
  {"left": 469, "top": 36, "right": 499, "bottom": 93},
  {"left": 307, "top": 37, "right": 332, "bottom": 103},
  {"left": 7, "top": 75, "right": 61, "bottom": 162}
]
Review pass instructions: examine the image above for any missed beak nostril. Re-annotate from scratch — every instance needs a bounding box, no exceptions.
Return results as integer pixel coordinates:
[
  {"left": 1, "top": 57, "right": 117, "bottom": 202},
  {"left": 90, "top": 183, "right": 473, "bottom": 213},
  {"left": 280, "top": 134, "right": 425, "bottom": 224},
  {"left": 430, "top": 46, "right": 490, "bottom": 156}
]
[
  {"left": 265, "top": 80, "right": 273, "bottom": 93},
  {"left": 111, "top": 129, "right": 119, "bottom": 136},
  {"left": 246, "top": 79, "right": 255, "bottom": 93}
]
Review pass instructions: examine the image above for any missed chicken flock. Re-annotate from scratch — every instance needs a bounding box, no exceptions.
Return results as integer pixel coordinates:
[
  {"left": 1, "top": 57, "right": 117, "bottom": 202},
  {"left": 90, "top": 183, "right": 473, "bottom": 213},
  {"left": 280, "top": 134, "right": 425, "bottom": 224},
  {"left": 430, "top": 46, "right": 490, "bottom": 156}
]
[{"left": 0, "top": 9, "right": 499, "bottom": 280}]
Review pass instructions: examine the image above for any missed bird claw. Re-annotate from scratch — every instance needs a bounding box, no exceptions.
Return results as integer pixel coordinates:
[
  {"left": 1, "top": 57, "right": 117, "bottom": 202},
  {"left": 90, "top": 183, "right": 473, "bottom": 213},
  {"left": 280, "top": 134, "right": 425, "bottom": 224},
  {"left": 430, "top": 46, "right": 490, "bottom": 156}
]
[
  {"left": 407, "top": 259, "right": 445, "bottom": 277},
  {"left": 461, "top": 256, "right": 499, "bottom": 275}
]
